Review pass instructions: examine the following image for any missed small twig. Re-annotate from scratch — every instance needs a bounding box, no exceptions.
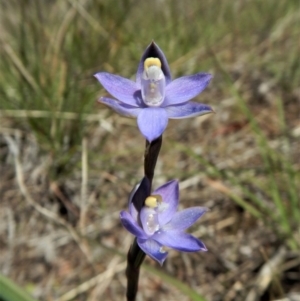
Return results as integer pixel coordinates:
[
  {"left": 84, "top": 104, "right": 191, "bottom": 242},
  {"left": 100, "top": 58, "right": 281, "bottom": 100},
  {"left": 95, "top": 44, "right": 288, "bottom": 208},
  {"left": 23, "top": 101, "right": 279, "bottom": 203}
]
[
  {"left": 88, "top": 257, "right": 123, "bottom": 301},
  {"left": 80, "top": 137, "right": 88, "bottom": 232},
  {"left": 2, "top": 208, "right": 15, "bottom": 275},
  {"left": 273, "top": 293, "right": 300, "bottom": 301},
  {"left": 0, "top": 109, "right": 106, "bottom": 122},
  {"left": 245, "top": 246, "right": 287, "bottom": 301},
  {"left": 58, "top": 259, "right": 126, "bottom": 301},
  {"left": 50, "top": 182, "right": 80, "bottom": 218},
  {"left": 4, "top": 134, "right": 92, "bottom": 265}
]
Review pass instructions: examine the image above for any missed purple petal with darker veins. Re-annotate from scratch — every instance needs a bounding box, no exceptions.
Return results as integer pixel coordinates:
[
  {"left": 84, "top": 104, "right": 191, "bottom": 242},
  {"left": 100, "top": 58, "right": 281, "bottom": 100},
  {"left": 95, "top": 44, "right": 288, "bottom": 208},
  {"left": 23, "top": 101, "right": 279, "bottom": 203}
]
[
  {"left": 95, "top": 72, "right": 141, "bottom": 106},
  {"left": 153, "top": 231, "right": 207, "bottom": 252},
  {"left": 152, "top": 180, "right": 179, "bottom": 226},
  {"left": 137, "top": 107, "right": 168, "bottom": 142},
  {"left": 165, "top": 101, "right": 213, "bottom": 119},
  {"left": 162, "top": 207, "right": 208, "bottom": 231},
  {"left": 163, "top": 73, "right": 212, "bottom": 106},
  {"left": 99, "top": 97, "right": 142, "bottom": 118},
  {"left": 120, "top": 211, "right": 148, "bottom": 239},
  {"left": 136, "top": 42, "right": 172, "bottom": 86},
  {"left": 137, "top": 238, "right": 168, "bottom": 265}
]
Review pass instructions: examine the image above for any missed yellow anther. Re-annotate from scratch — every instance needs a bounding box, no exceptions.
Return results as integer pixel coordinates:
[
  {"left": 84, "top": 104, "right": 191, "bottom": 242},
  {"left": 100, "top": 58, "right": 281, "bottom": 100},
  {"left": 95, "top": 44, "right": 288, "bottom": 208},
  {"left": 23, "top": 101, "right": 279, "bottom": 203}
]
[
  {"left": 144, "top": 57, "right": 161, "bottom": 70},
  {"left": 145, "top": 194, "right": 162, "bottom": 208}
]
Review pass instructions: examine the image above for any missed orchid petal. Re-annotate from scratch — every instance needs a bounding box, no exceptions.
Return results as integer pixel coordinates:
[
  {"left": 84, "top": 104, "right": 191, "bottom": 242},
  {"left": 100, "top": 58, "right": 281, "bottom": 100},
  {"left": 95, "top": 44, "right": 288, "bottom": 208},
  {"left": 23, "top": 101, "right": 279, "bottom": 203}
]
[
  {"left": 128, "top": 182, "right": 140, "bottom": 213},
  {"left": 129, "top": 177, "right": 151, "bottom": 212},
  {"left": 152, "top": 180, "right": 179, "bottom": 226},
  {"left": 153, "top": 231, "right": 207, "bottom": 252},
  {"left": 162, "top": 207, "right": 208, "bottom": 231},
  {"left": 99, "top": 97, "right": 142, "bottom": 118},
  {"left": 163, "top": 73, "right": 212, "bottom": 106},
  {"left": 137, "top": 107, "right": 168, "bottom": 142},
  {"left": 136, "top": 42, "right": 172, "bottom": 86},
  {"left": 95, "top": 72, "right": 141, "bottom": 106},
  {"left": 137, "top": 238, "right": 168, "bottom": 265},
  {"left": 120, "top": 211, "right": 148, "bottom": 239},
  {"left": 166, "top": 101, "right": 213, "bottom": 119},
  {"left": 129, "top": 203, "right": 138, "bottom": 224}
]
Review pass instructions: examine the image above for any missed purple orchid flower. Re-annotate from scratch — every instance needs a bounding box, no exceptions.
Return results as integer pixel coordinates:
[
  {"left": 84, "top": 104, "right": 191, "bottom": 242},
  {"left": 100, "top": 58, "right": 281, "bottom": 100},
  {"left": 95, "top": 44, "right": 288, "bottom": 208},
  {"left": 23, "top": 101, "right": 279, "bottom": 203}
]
[
  {"left": 95, "top": 42, "right": 213, "bottom": 142},
  {"left": 120, "top": 180, "right": 207, "bottom": 265}
]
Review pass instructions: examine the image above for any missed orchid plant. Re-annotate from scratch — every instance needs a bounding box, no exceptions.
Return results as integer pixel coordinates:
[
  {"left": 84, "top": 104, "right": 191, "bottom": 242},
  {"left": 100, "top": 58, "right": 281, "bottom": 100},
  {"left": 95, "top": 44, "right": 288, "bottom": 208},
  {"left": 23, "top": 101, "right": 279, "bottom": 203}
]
[{"left": 95, "top": 41, "right": 212, "bottom": 301}]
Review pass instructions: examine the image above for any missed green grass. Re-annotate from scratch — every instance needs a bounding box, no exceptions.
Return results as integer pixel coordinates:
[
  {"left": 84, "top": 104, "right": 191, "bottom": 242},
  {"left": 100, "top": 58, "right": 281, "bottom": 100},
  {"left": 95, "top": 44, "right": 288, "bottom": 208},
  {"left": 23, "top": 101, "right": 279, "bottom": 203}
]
[
  {"left": 0, "top": 274, "right": 37, "bottom": 301},
  {"left": 0, "top": 0, "right": 299, "bottom": 300}
]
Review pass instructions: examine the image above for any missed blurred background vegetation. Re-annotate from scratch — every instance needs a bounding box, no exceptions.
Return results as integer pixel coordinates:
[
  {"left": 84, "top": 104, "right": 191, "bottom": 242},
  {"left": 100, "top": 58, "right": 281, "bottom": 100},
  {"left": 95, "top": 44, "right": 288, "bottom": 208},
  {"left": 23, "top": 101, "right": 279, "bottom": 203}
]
[{"left": 0, "top": 0, "right": 299, "bottom": 301}]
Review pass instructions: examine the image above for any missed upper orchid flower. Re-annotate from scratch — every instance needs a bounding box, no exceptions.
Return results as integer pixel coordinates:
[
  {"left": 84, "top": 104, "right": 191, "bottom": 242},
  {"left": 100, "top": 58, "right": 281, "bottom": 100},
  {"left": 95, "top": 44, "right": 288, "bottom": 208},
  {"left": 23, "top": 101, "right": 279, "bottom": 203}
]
[
  {"left": 120, "top": 180, "right": 207, "bottom": 265},
  {"left": 95, "top": 42, "right": 213, "bottom": 142}
]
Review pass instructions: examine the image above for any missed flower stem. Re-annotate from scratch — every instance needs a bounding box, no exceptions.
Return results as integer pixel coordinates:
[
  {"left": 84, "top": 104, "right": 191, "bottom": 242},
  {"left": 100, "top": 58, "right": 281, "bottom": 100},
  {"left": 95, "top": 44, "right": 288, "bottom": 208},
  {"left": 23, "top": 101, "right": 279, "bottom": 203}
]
[
  {"left": 126, "top": 239, "right": 146, "bottom": 301},
  {"left": 125, "top": 136, "right": 163, "bottom": 301},
  {"left": 144, "top": 136, "right": 163, "bottom": 185}
]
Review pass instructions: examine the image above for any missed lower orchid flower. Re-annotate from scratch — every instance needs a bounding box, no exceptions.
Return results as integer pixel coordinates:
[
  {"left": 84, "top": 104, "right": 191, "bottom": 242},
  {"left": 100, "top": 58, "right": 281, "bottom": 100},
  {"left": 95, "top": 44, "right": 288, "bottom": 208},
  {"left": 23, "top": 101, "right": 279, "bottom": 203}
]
[{"left": 120, "top": 180, "right": 207, "bottom": 265}]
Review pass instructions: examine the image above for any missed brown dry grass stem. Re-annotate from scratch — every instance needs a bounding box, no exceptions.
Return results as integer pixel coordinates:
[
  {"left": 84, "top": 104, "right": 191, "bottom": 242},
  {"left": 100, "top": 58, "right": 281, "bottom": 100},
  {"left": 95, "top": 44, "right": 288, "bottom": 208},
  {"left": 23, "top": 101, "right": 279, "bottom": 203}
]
[
  {"left": 58, "top": 258, "right": 126, "bottom": 301},
  {"left": 4, "top": 134, "right": 93, "bottom": 266}
]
